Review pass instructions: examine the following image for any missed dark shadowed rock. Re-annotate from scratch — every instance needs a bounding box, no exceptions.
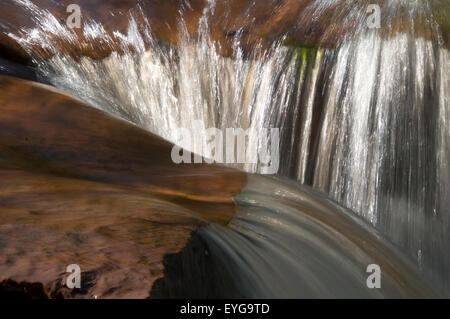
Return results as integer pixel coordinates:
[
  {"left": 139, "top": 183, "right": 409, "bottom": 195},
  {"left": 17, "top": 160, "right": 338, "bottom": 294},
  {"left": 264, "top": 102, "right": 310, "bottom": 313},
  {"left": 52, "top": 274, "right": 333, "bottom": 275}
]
[{"left": 150, "top": 231, "right": 245, "bottom": 299}]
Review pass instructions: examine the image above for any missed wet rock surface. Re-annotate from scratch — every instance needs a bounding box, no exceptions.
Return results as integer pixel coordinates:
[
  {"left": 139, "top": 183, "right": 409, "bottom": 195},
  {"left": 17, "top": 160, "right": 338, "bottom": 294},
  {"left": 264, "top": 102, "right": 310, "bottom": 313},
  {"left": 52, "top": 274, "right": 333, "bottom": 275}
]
[
  {"left": 0, "top": 0, "right": 448, "bottom": 64},
  {"left": 0, "top": 75, "right": 246, "bottom": 298},
  {"left": 150, "top": 231, "right": 245, "bottom": 299}
]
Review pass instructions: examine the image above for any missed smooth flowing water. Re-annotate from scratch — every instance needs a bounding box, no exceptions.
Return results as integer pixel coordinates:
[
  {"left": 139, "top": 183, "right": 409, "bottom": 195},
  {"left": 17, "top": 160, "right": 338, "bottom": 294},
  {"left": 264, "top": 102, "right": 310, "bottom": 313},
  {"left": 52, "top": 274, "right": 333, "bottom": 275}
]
[
  {"left": 6, "top": 0, "right": 449, "bottom": 296},
  {"left": 200, "top": 175, "right": 439, "bottom": 298}
]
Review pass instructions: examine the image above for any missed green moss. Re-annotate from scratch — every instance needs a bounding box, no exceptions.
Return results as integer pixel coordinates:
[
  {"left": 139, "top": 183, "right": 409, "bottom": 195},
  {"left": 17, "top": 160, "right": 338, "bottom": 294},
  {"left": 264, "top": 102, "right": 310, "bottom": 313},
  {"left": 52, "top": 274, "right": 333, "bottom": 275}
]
[
  {"left": 282, "top": 40, "right": 318, "bottom": 51},
  {"left": 432, "top": 0, "right": 450, "bottom": 43},
  {"left": 436, "top": 9, "right": 450, "bottom": 33}
]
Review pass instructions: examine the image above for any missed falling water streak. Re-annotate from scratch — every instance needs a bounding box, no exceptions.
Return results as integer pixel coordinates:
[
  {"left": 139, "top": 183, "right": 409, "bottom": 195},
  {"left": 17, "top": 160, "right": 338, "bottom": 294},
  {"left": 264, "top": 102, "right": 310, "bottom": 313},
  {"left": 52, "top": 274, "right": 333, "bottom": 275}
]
[{"left": 6, "top": 0, "right": 450, "bottom": 295}]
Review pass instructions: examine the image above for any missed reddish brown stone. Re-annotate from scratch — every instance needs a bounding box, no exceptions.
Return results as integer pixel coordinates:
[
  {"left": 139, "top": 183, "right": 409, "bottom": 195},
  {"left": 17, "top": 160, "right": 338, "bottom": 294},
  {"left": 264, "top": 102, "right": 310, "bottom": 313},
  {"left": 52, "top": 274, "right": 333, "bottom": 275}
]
[
  {"left": 1, "top": 0, "right": 447, "bottom": 64},
  {"left": 0, "top": 75, "right": 246, "bottom": 298}
]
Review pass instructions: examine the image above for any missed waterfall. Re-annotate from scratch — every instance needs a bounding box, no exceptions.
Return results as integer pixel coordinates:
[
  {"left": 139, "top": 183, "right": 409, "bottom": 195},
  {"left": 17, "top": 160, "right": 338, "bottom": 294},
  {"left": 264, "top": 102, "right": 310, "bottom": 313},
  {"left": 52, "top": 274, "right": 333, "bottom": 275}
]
[{"left": 7, "top": 0, "right": 450, "bottom": 296}]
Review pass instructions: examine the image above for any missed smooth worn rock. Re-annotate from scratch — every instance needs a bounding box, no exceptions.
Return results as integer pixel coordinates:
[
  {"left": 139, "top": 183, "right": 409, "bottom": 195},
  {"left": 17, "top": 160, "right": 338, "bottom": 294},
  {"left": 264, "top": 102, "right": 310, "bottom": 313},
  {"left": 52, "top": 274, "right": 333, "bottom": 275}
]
[{"left": 0, "top": 75, "right": 246, "bottom": 298}]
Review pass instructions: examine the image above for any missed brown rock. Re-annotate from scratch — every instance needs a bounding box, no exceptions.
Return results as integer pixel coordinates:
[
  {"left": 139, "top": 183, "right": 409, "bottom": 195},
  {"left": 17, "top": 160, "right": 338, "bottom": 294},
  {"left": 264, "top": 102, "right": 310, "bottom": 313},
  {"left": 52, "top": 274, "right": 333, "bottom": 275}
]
[
  {"left": 0, "top": 75, "right": 246, "bottom": 298},
  {"left": 1, "top": 0, "right": 447, "bottom": 64}
]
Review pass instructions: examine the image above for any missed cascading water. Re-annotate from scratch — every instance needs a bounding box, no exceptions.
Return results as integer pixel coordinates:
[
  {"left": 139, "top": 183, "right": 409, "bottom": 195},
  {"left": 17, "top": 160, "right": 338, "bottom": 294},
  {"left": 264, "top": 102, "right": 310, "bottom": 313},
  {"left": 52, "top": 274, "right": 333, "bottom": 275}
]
[
  {"left": 5, "top": 0, "right": 449, "bottom": 296},
  {"left": 199, "top": 175, "right": 438, "bottom": 298}
]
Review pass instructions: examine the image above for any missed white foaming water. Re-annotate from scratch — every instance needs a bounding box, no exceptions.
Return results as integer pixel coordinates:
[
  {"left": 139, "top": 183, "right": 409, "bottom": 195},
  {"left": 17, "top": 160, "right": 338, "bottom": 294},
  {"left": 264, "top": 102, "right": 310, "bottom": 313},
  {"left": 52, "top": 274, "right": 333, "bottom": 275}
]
[{"left": 6, "top": 0, "right": 450, "bottom": 295}]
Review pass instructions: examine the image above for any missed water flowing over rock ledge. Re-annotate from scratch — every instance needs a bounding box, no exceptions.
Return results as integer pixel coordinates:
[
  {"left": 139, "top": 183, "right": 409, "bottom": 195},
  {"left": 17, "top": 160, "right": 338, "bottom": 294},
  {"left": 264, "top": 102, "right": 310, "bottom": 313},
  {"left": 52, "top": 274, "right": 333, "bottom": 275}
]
[
  {"left": 0, "top": 0, "right": 448, "bottom": 63},
  {"left": 0, "top": 0, "right": 449, "bottom": 298}
]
